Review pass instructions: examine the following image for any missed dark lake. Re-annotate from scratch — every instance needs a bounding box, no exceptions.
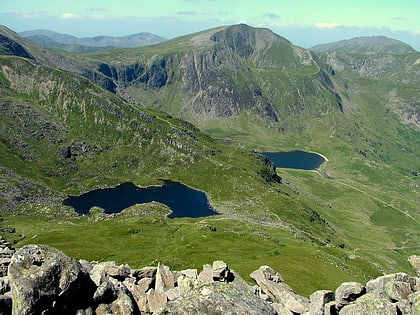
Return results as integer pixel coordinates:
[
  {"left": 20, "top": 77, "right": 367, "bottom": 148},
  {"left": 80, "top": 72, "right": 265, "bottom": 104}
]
[
  {"left": 262, "top": 150, "right": 327, "bottom": 170},
  {"left": 63, "top": 180, "right": 218, "bottom": 218}
]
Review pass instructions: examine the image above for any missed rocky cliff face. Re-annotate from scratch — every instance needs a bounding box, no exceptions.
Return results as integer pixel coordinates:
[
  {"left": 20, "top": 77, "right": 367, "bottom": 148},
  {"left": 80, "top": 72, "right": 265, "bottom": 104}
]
[
  {"left": 1, "top": 242, "right": 419, "bottom": 314},
  {"left": 77, "top": 24, "right": 342, "bottom": 127}
]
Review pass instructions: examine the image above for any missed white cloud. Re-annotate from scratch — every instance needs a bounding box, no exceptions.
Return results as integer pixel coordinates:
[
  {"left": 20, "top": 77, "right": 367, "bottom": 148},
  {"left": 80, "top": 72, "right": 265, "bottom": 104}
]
[
  {"left": 60, "top": 12, "right": 81, "bottom": 19},
  {"left": 314, "top": 22, "right": 342, "bottom": 29}
]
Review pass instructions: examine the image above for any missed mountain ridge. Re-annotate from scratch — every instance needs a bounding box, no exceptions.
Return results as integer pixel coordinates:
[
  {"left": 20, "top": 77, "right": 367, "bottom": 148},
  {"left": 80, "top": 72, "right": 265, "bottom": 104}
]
[
  {"left": 311, "top": 35, "right": 416, "bottom": 54},
  {"left": 19, "top": 28, "right": 167, "bottom": 52}
]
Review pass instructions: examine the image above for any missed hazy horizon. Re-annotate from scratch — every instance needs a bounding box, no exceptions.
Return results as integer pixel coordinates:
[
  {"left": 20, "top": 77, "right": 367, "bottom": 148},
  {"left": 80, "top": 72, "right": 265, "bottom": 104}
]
[{"left": 1, "top": 0, "right": 419, "bottom": 50}]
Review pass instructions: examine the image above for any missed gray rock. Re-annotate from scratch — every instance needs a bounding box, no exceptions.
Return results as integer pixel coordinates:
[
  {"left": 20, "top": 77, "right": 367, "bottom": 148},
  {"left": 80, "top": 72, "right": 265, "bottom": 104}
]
[
  {"left": 250, "top": 266, "right": 309, "bottom": 314},
  {"left": 131, "top": 266, "right": 156, "bottom": 280},
  {"left": 408, "top": 255, "right": 420, "bottom": 277},
  {"left": 271, "top": 302, "right": 293, "bottom": 315},
  {"left": 165, "top": 286, "right": 182, "bottom": 301},
  {"left": 78, "top": 259, "right": 93, "bottom": 273},
  {"left": 309, "top": 290, "right": 335, "bottom": 315},
  {"left": 104, "top": 263, "right": 131, "bottom": 281},
  {"left": 409, "top": 291, "right": 420, "bottom": 314},
  {"left": 366, "top": 273, "right": 417, "bottom": 300},
  {"left": 198, "top": 264, "right": 213, "bottom": 284},
  {"left": 384, "top": 280, "right": 413, "bottom": 301},
  {"left": 107, "top": 288, "right": 138, "bottom": 315},
  {"left": 8, "top": 244, "right": 96, "bottom": 315},
  {"left": 123, "top": 277, "right": 149, "bottom": 313},
  {"left": 147, "top": 288, "right": 168, "bottom": 313},
  {"left": 156, "top": 282, "right": 277, "bottom": 315},
  {"left": 212, "top": 260, "right": 230, "bottom": 281},
  {"left": 155, "top": 263, "right": 175, "bottom": 293},
  {"left": 339, "top": 293, "right": 396, "bottom": 315},
  {"left": 90, "top": 261, "right": 116, "bottom": 286},
  {"left": 76, "top": 307, "right": 94, "bottom": 315},
  {"left": 93, "top": 280, "right": 118, "bottom": 305},
  {"left": 180, "top": 268, "right": 198, "bottom": 279},
  {"left": 335, "top": 281, "right": 365, "bottom": 307},
  {"left": 396, "top": 299, "right": 412, "bottom": 315},
  {"left": 251, "top": 265, "right": 284, "bottom": 283},
  {"left": 137, "top": 277, "right": 154, "bottom": 293},
  {"left": 177, "top": 274, "right": 200, "bottom": 292},
  {"left": 324, "top": 301, "right": 338, "bottom": 315}
]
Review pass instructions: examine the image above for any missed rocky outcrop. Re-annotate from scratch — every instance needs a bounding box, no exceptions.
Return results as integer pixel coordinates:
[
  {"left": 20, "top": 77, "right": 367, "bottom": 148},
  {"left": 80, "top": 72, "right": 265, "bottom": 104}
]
[{"left": 0, "top": 246, "right": 419, "bottom": 314}]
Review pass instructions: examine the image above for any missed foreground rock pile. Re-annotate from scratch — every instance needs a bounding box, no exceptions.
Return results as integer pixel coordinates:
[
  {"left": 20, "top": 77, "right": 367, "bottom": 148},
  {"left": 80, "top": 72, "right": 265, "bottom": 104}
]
[{"left": 0, "top": 244, "right": 418, "bottom": 314}]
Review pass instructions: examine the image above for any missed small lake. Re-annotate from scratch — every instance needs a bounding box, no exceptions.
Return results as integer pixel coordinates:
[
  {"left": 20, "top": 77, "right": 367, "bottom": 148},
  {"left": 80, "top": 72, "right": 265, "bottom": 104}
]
[
  {"left": 262, "top": 150, "right": 327, "bottom": 170},
  {"left": 63, "top": 180, "right": 218, "bottom": 218}
]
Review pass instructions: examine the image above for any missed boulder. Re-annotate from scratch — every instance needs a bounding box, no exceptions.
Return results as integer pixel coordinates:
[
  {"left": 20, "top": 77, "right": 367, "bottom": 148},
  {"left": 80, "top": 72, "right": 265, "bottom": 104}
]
[
  {"left": 93, "top": 280, "right": 119, "bottom": 305},
  {"left": 8, "top": 244, "right": 96, "bottom": 315},
  {"left": 123, "top": 277, "right": 150, "bottom": 313},
  {"left": 408, "top": 255, "right": 420, "bottom": 277},
  {"left": 250, "top": 265, "right": 309, "bottom": 314},
  {"left": 212, "top": 260, "right": 230, "bottom": 281},
  {"left": 384, "top": 280, "right": 413, "bottom": 301},
  {"left": 131, "top": 266, "right": 156, "bottom": 280},
  {"left": 136, "top": 277, "right": 154, "bottom": 293},
  {"left": 396, "top": 299, "right": 412, "bottom": 315},
  {"left": 147, "top": 288, "right": 168, "bottom": 313},
  {"left": 324, "top": 301, "right": 338, "bottom": 315},
  {"left": 180, "top": 268, "right": 198, "bottom": 279},
  {"left": 366, "top": 273, "right": 417, "bottom": 300},
  {"left": 309, "top": 290, "right": 335, "bottom": 315},
  {"left": 156, "top": 282, "right": 277, "bottom": 315},
  {"left": 339, "top": 293, "right": 396, "bottom": 315},
  {"left": 335, "top": 281, "right": 366, "bottom": 307},
  {"left": 89, "top": 261, "right": 131, "bottom": 286},
  {"left": 155, "top": 263, "right": 175, "bottom": 293},
  {"left": 198, "top": 264, "right": 213, "bottom": 284},
  {"left": 409, "top": 291, "right": 420, "bottom": 314}
]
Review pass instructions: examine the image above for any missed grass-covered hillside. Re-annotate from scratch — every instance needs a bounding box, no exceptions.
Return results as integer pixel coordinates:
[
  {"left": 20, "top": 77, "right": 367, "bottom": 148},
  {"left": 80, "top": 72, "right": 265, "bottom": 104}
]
[{"left": 0, "top": 25, "right": 418, "bottom": 296}]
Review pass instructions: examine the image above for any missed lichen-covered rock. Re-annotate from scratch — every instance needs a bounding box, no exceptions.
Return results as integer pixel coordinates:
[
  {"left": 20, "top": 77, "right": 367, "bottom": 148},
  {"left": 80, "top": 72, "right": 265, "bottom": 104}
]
[
  {"left": 408, "top": 256, "right": 420, "bottom": 277},
  {"left": 8, "top": 244, "right": 96, "bottom": 315},
  {"left": 156, "top": 282, "right": 277, "bottom": 315},
  {"left": 339, "top": 293, "right": 396, "bottom": 315},
  {"left": 250, "top": 265, "right": 309, "bottom": 314},
  {"left": 335, "top": 282, "right": 366, "bottom": 307},
  {"left": 147, "top": 288, "right": 168, "bottom": 313},
  {"left": 309, "top": 290, "right": 335, "bottom": 315},
  {"left": 212, "top": 260, "right": 230, "bottom": 281},
  {"left": 198, "top": 264, "right": 213, "bottom": 284},
  {"left": 155, "top": 263, "right": 175, "bottom": 293},
  {"left": 366, "top": 273, "right": 417, "bottom": 301},
  {"left": 409, "top": 291, "right": 420, "bottom": 314}
]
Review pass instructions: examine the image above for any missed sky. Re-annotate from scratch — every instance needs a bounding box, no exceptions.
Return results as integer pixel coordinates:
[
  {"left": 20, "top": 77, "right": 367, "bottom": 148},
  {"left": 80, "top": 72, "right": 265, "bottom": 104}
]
[{"left": 1, "top": 0, "right": 420, "bottom": 50}]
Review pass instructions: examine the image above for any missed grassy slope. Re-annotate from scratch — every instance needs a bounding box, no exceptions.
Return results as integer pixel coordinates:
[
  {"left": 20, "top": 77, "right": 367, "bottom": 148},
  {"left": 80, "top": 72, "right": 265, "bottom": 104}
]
[{"left": 1, "top": 29, "right": 419, "bottom": 296}]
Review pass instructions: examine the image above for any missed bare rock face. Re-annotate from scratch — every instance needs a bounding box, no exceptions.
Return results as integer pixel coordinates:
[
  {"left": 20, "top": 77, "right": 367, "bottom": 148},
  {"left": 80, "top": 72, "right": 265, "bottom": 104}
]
[
  {"left": 335, "top": 282, "right": 366, "bottom": 308},
  {"left": 409, "top": 256, "right": 420, "bottom": 277},
  {"left": 8, "top": 244, "right": 96, "bottom": 315},
  {"left": 250, "top": 265, "right": 309, "bottom": 314},
  {"left": 156, "top": 282, "right": 277, "bottom": 315}
]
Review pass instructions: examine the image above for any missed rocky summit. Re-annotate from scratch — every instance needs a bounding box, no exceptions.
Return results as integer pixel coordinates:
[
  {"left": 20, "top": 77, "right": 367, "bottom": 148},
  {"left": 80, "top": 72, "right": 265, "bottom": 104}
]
[{"left": 0, "top": 243, "right": 418, "bottom": 314}]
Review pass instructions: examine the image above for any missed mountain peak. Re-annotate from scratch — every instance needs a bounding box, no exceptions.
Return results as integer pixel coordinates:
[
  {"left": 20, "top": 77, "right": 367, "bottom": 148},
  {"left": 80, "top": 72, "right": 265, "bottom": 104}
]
[{"left": 311, "top": 35, "right": 415, "bottom": 54}]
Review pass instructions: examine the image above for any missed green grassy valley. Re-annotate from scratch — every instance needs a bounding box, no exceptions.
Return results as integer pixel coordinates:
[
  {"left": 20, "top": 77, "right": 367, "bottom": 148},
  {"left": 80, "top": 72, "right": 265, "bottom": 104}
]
[{"left": 0, "top": 24, "right": 419, "bottom": 297}]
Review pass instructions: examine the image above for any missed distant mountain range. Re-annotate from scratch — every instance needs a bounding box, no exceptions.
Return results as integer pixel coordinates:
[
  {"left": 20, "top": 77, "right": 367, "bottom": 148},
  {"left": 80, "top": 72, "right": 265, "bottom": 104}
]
[{"left": 19, "top": 29, "right": 167, "bottom": 52}]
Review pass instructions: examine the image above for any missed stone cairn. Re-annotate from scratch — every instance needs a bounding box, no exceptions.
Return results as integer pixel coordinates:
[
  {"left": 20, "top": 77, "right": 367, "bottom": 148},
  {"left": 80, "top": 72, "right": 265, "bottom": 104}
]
[{"left": 0, "top": 243, "right": 419, "bottom": 314}]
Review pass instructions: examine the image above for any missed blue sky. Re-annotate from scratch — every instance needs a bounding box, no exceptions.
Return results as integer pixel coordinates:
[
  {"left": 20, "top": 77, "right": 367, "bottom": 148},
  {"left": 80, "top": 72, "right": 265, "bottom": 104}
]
[{"left": 1, "top": 0, "right": 419, "bottom": 50}]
